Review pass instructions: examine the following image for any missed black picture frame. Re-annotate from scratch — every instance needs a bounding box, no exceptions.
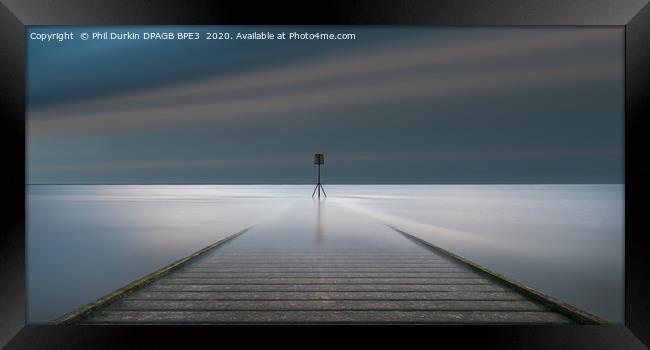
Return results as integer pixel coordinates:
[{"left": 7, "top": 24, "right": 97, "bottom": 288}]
[{"left": 1, "top": 0, "right": 648, "bottom": 348}]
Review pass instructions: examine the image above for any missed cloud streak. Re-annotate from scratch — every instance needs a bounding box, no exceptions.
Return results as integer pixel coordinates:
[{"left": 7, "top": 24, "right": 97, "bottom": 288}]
[
  {"left": 27, "top": 27, "right": 623, "bottom": 184},
  {"left": 29, "top": 28, "right": 621, "bottom": 137},
  {"left": 32, "top": 28, "right": 619, "bottom": 114},
  {"left": 29, "top": 60, "right": 620, "bottom": 136},
  {"left": 32, "top": 147, "right": 621, "bottom": 174}
]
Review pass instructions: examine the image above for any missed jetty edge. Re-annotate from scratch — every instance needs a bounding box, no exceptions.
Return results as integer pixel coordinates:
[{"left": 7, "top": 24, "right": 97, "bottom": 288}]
[
  {"left": 49, "top": 226, "right": 254, "bottom": 325},
  {"left": 387, "top": 225, "right": 608, "bottom": 325}
]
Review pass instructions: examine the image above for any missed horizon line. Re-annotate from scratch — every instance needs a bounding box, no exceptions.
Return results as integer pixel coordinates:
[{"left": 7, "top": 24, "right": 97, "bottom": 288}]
[{"left": 26, "top": 182, "right": 625, "bottom": 186}]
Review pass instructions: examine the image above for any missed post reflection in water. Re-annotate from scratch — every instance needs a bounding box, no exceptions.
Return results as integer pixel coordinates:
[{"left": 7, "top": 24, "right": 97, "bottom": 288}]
[{"left": 314, "top": 198, "right": 323, "bottom": 246}]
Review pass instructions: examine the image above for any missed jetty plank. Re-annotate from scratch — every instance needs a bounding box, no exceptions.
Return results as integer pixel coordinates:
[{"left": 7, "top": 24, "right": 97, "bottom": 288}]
[
  {"left": 144, "top": 284, "right": 508, "bottom": 292},
  {"left": 85, "top": 310, "right": 571, "bottom": 324},
  {"left": 156, "top": 277, "right": 492, "bottom": 285},
  {"left": 106, "top": 299, "right": 547, "bottom": 311}
]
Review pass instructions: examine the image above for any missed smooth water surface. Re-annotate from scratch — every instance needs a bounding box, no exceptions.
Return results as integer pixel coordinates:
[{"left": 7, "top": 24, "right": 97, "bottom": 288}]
[{"left": 27, "top": 184, "right": 623, "bottom": 323}]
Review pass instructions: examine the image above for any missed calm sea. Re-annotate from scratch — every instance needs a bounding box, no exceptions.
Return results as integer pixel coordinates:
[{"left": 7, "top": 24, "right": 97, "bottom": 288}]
[{"left": 27, "top": 184, "right": 623, "bottom": 323}]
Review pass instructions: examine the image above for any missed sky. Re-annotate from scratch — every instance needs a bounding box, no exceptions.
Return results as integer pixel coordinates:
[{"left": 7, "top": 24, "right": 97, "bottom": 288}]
[{"left": 27, "top": 26, "right": 624, "bottom": 184}]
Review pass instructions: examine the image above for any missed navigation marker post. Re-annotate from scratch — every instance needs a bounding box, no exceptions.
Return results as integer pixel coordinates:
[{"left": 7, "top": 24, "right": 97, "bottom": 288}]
[{"left": 312, "top": 153, "right": 326, "bottom": 198}]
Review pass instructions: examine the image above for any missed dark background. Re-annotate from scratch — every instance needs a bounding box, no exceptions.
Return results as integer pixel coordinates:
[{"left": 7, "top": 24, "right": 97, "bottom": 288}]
[{"left": 1, "top": 0, "right": 649, "bottom": 348}]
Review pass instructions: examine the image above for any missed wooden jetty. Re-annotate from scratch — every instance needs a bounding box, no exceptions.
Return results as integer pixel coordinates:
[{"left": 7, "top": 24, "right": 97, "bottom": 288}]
[{"left": 52, "top": 202, "right": 606, "bottom": 324}]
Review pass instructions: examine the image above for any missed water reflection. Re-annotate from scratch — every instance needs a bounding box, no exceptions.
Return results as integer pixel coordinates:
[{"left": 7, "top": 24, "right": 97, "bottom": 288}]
[
  {"left": 315, "top": 199, "right": 323, "bottom": 246},
  {"left": 223, "top": 197, "right": 417, "bottom": 251}
]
